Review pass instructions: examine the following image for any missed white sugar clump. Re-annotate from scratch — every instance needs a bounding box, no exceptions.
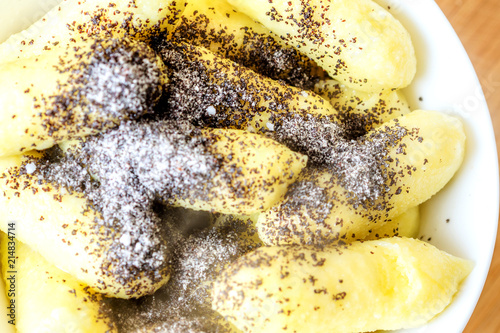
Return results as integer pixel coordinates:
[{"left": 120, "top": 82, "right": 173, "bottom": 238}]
[
  {"left": 206, "top": 105, "right": 217, "bottom": 116},
  {"left": 25, "top": 162, "right": 36, "bottom": 174}
]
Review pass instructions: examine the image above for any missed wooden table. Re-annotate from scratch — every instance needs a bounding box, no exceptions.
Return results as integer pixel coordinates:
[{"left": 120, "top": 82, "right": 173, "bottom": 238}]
[{"left": 434, "top": 0, "right": 500, "bottom": 331}]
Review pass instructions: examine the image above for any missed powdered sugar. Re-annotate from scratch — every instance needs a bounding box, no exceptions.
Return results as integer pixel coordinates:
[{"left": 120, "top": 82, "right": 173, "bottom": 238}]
[{"left": 35, "top": 120, "right": 221, "bottom": 286}]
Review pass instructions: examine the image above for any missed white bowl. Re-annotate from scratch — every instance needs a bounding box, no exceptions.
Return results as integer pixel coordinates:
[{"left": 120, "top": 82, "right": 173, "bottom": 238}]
[
  {"left": 0, "top": 0, "right": 497, "bottom": 332},
  {"left": 386, "top": 0, "right": 499, "bottom": 332}
]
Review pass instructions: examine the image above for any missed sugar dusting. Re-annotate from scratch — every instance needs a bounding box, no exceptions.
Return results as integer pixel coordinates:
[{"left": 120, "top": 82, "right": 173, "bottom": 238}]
[
  {"left": 107, "top": 213, "right": 260, "bottom": 332},
  {"left": 44, "top": 37, "right": 165, "bottom": 137},
  {"left": 267, "top": 112, "right": 408, "bottom": 203},
  {"left": 35, "top": 120, "right": 221, "bottom": 286}
]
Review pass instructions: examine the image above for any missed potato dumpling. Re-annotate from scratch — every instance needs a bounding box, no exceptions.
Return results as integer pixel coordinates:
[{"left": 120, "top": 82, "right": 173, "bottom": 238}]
[
  {"left": 258, "top": 110, "right": 466, "bottom": 245},
  {"left": 0, "top": 37, "right": 167, "bottom": 157},
  {"left": 0, "top": 233, "right": 116, "bottom": 332},
  {"left": 228, "top": 0, "right": 416, "bottom": 92},
  {"left": 0, "top": 0, "right": 186, "bottom": 63},
  {"left": 314, "top": 79, "right": 411, "bottom": 132},
  {"left": 169, "top": 0, "right": 325, "bottom": 88},
  {"left": 213, "top": 237, "right": 472, "bottom": 333},
  {"left": 364, "top": 205, "right": 420, "bottom": 240},
  {"left": 178, "top": 128, "right": 307, "bottom": 214},
  {"left": 0, "top": 153, "right": 171, "bottom": 299},
  {"left": 49, "top": 123, "right": 307, "bottom": 216}
]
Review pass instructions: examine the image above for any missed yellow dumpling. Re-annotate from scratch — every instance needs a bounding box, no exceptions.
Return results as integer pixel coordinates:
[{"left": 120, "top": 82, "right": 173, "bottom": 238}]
[
  {"left": 0, "top": 233, "right": 116, "bottom": 332},
  {"left": 0, "top": 0, "right": 186, "bottom": 63},
  {"left": 258, "top": 110, "right": 466, "bottom": 245},
  {"left": 171, "top": 128, "right": 308, "bottom": 214},
  {"left": 227, "top": 0, "right": 416, "bottom": 92},
  {"left": 213, "top": 237, "right": 473, "bottom": 333}
]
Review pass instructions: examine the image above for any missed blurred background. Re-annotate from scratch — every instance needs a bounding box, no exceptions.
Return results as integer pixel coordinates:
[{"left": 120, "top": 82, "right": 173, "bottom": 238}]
[{"left": 435, "top": 0, "right": 500, "bottom": 332}]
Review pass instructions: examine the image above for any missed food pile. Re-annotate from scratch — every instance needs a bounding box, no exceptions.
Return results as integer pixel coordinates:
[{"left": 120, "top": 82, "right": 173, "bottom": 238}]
[{"left": 0, "top": 0, "right": 472, "bottom": 332}]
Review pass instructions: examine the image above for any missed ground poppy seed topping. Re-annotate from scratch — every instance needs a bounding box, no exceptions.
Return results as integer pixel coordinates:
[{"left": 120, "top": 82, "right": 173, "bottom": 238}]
[
  {"left": 170, "top": 10, "right": 327, "bottom": 90},
  {"left": 27, "top": 31, "right": 410, "bottom": 302},
  {"left": 107, "top": 213, "right": 260, "bottom": 332},
  {"left": 43, "top": 38, "right": 166, "bottom": 137},
  {"left": 156, "top": 42, "right": 397, "bottom": 202},
  {"left": 33, "top": 120, "right": 222, "bottom": 286}
]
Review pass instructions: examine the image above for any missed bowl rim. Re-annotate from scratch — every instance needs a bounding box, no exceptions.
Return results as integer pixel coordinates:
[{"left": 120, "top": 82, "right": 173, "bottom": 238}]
[{"left": 384, "top": 0, "right": 499, "bottom": 332}]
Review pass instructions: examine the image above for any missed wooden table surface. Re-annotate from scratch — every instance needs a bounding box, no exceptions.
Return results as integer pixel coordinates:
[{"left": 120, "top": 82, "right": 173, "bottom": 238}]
[{"left": 434, "top": 0, "right": 500, "bottom": 331}]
